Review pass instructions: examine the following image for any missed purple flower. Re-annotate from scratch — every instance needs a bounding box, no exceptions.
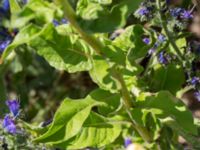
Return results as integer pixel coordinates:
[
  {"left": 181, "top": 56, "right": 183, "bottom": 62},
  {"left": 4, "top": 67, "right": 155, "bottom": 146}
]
[
  {"left": 2, "top": 115, "right": 16, "bottom": 134},
  {"left": 124, "top": 138, "right": 132, "bottom": 148},
  {"left": 6, "top": 100, "right": 20, "bottom": 117},
  {"left": 137, "top": 7, "right": 149, "bottom": 16},
  {"left": 53, "top": 19, "right": 68, "bottom": 27},
  {"left": 158, "top": 51, "right": 168, "bottom": 64},
  {"left": 194, "top": 91, "right": 200, "bottom": 102},
  {"left": 158, "top": 34, "right": 166, "bottom": 43},
  {"left": 2, "top": 0, "right": 9, "bottom": 11},
  {"left": 190, "top": 77, "right": 200, "bottom": 86},
  {"left": 181, "top": 10, "right": 193, "bottom": 19},
  {"left": 52, "top": 19, "right": 60, "bottom": 27},
  {"left": 143, "top": 37, "right": 150, "bottom": 45},
  {"left": 0, "top": 39, "right": 11, "bottom": 53},
  {"left": 61, "top": 18, "right": 68, "bottom": 24},
  {"left": 170, "top": 8, "right": 183, "bottom": 17}
]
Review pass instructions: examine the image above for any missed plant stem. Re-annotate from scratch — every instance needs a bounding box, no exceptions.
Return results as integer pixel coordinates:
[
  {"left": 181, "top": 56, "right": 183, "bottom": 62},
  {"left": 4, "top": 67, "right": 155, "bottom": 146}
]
[
  {"left": 55, "top": 0, "right": 152, "bottom": 143},
  {"left": 156, "top": 0, "right": 184, "bottom": 61},
  {"left": 55, "top": 0, "right": 104, "bottom": 55}
]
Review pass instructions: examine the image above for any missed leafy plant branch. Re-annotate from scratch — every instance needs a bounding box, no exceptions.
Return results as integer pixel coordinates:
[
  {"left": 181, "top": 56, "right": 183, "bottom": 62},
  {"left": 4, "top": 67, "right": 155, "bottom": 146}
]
[{"left": 54, "top": 0, "right": 152, "bottom": 143}]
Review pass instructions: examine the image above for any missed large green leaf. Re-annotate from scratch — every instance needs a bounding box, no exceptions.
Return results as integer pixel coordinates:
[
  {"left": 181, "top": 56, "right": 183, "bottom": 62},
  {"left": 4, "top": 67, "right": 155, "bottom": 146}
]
[
  {"left": 3, "top": 23, "right": 93, "bottom": 73},
  {"left": 54, "top": 112, "right": 121, "bottom": 149},
  {"left": 29, "top": 24, "right": 93, "bottom": 73},
  {"left": 34, "top": 94, "right": 105, "bottom": 144},
  {"left": 149, "top": 63, "right": 185, "bottom": 95},
  {"left": 137, "top": 91, "right": 197, "bottom": 135},
  {"left": 76, "top": 0, "right": 142, "bottom": 33}
]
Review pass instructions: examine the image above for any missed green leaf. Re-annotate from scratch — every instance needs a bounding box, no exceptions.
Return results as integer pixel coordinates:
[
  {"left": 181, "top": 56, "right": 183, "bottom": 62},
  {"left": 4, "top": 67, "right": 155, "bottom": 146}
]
[
  {"left": 149, "top": 63, "right": 185, "bottom": 95},
  {"left": 137, "top": 91, "right": 197, "bottom": 135},
  {"left": 89, "top": 56, "right": 142, "bottom": 93},
  {"left": 3, "top": 23, "right": 93, "bottom": 73},
  {"left": 113, "top": 25, "right": 155, "bottom": 62},
  {"left": 2, "top": 24, "right": 41, "bottom": 60},
  {"left": 34, "top": 94, "right": 105, "bottom": 144},
  {"left": 11, "top": 0, "right": 57, "bottom": 28},
  {"left": 9, "top": 0, "right": 21, "bottom": 14},
  {"left": 89, "top": 88, "right": 121, "bottom": 115},
  {"left": 89, "top": 56, "right": 120, "bottom": 93},
  {"left": 30, "top": 24, "right": 93, "bottom": 73},
  {"left": 77, "top": 0, "right": 142, "bottom": 33},
  {"left": 54, "top": 112, "right": 121, "bottom": 149},
  {"left": 90, "top": 0, "right": 112, "bottom": 5}
]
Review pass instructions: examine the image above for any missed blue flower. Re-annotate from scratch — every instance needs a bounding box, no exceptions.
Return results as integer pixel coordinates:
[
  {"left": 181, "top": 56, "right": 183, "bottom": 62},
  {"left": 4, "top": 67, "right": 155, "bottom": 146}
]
[
  {"left": 52, "top": 19, "right": 60, "bottom": 27},
  {"left": 190, "top": 77, "right": 200, "bottom": 86},
  {"left": 2, "top": 115, "right": 16, "bottom": 134},
  {"left": 124, "top": 138, "right": 132, "bottom": 148},
  {"left": 170, "top": 8, "right": 183, "bottom": 17},
  {"left": 181, "top": 10, "right": 193, "bottom": 19},
  {"left": 0, "top": 39, "right": 11, "bottom": 53},
  {"left": 53, "top": 19, "right": 68, "bottom": 27},
  {"left": 158, "top": 34, "right": 166, "bottom": 43},
  {"left": 194, "top": 91, "right": 200, "bottom": 102},
  {"left": 2, "top": 0, "right": 9, "bottom": 11},
  {"left": 6, "top": 100, "right": 20, "bottom": 117},
  {"left": 158, "top": 51, "right": 168, "bottom": 64},
  {"left": 61, "top": 18, "right": 68, "bottom": 24},
  {"left": 137, "top": 7, "right": 149, "bottom": 16},
  {"left": 143, "top": 37, "right": 150, "bottom": 45}
]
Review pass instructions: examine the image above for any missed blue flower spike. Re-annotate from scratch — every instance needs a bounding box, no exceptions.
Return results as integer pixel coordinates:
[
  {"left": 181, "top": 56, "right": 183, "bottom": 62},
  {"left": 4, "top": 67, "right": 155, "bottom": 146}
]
[
  {"left": 2, "top": 115, "right": 16, "bottom": 134},
  {"left": 6, "top": 100, "right": 20, "bottom": 117},
  {"left": 124, "top": 137, "right": 132, "bottom": 148}
]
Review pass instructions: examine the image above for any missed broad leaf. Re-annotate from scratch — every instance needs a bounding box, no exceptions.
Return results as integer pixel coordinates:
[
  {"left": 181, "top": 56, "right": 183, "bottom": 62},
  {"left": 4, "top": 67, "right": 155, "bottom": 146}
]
[
  {"left": 77, "top": 0, "right": 142, "bottom": 33},
  {"left": 149, "top": 63, "right": 185, "bottom": 95},
  {"left": 34, "top": 94, "right": 105, "bottom": 143},
  {"left": 54, "top": 112, "right": 121, "bottom": 149},
  {"left": 137, "top": 91, "right": 197, "bottom": 135},
  {"left": 3, "top": 24, "right": 93, "bottom": 73}
]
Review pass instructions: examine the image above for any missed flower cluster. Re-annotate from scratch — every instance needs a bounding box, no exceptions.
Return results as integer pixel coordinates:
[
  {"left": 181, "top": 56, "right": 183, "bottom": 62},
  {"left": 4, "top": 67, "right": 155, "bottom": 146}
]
[
  {"left": 0, "top": 0, "right": 14, "bottom": 54},
  {"left": 134, "top": 1, "right": 155, "bottom": 21},
  {"left": 2, "top": 100, "right": 20, "bottom": 134},
  {"left": 143, "top": 33, "right": 172, "bottom": 65},
  {"left": 170, "top": 8, "right": 193, "bottom": 19}
]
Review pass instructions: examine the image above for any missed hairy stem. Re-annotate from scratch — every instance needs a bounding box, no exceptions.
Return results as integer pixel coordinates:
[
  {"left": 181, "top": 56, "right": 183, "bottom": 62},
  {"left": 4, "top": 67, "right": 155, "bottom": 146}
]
[
  {"left": 156, "top": 0, "right": 184, "bottom": 61},
  {"left": 55, "top": 0, "right": 104, "bottom": 55}
]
